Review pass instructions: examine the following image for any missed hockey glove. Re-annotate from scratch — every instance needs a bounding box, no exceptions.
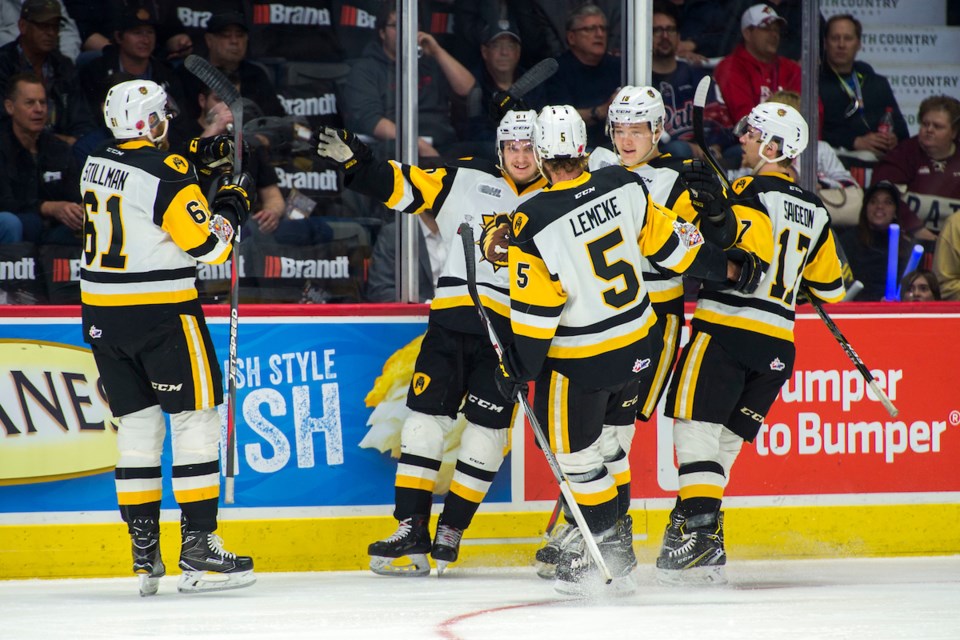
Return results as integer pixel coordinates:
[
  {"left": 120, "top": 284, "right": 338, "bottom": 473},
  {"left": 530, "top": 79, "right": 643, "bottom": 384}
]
[
  {"left": 725, "top": 247, "right": 764, "bottom": 294},
  {"left": 680, "top": 160, "right": 727, "bottom": 222},
  {"left": 489, "top": 91, "right": 528, "bottom": 122},
  {"left": 213, "top": 172, "right": 254, "bottom": 226},
  {"left": 186, "top": 135, "right": 234, "bottom": 176},
  {"left": 315, "top": 126, "right": 372, "bottom": 175},
  {"left": 493, "top": 346, "right": 529, "bottom": 402}
]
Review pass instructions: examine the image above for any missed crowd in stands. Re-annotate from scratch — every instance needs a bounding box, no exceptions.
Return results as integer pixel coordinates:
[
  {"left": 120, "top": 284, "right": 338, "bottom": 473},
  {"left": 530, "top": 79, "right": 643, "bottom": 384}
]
[{"left": 0, "top": 0, "right": 957, "bottom": 305}]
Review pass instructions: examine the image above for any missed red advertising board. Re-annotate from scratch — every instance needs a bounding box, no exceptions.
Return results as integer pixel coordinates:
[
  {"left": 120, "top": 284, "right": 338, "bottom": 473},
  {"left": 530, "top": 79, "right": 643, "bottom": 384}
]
[{"left": 524, "top": 304, "right": 960, "bottom": 500}]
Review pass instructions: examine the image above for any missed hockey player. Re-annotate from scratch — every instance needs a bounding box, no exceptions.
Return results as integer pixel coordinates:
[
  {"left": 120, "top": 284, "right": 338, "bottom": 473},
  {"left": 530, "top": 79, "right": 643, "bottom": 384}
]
[
  {"left": 496, "top": 105, "right": 763, "bottom": 594},
  {"left": 315, "top": 111, "right": 547, "bottom": 576},
  {"left": 79, "top": 79, "right": 255, "bottom": 596},
  {"left": 657, "top": 102, "right": 845, "bottom": 585},
  {"left": 535, "top": 86, "right": 742, "bottom": 579}
]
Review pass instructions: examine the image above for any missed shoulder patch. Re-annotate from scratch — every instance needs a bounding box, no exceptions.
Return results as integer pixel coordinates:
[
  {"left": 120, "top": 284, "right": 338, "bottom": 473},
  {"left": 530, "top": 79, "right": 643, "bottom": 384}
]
[
  {"left": 732, "top": 176, "right": 754, "bottom": 194},
  {"left": 512, "top": 212, "right": 529, "bottom": 237},
  {"left": 164, "top": 154, "right": 190, "bottom": 174}
]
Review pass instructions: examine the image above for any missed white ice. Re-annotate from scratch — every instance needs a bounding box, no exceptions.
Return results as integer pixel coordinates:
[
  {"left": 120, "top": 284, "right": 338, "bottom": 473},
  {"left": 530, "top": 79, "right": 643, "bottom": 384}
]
[{"left": 4, "top": 556, "right": 959, "bottom": 639}]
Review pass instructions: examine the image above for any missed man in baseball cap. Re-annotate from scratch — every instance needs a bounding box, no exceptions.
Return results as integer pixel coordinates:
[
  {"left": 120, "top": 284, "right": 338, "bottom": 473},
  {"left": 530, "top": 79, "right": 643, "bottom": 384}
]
[
  {"left": 19, "top": 0, "right": 65, "bottom": 24},
  {"left": 739, "top": 3, "right": 786, "bottom": 32}
]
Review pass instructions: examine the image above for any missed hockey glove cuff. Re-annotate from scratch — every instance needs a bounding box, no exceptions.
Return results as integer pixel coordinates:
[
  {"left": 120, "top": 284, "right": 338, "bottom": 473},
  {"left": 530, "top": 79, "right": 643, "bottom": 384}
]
[
  {"left": 493, "top": 346, "right": 530, "bottom": 402},
  {"left": 725, "top": 247, "right": 764, "bottom": 294},
  {"left": 187, "top": 135, "right": 234, "bottom": 176},
  {"left": 213, "top": 172, "right": 254, "bottom": 226},
  {"left": 316, "top": 126, "right": 372, "bottom": 175},
  {"left": 490, "top": 91, "right": 528, "bottom": 122}
]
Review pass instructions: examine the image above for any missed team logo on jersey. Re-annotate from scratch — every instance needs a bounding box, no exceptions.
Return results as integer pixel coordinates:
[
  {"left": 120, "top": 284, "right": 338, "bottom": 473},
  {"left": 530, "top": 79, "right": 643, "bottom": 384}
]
[
  {"left": 511, "top": 212, "right": 529, "bottom": 236},
  {"left": 412, "top": 372, "right": 431, "bottom": 395},
  {"left": 479, "top": 213, "right": 510, "bottom": 269},
  {"left": 164, "top": 154, "right": 189, "bottom": 174},
  {"left": 88, "top": 325, "right": 102, "bottom": 339},
  {"left": 673, "top": 221, "right": 704, "bottom": 248},
  {"left": 769, "top": 357, "right": 786, "bottom": 371},
  {"left": 632, "top": 358, "right": 650, "bottom": 373},
  {"left": 733, "top": 177, "right": 752, "bottom": 194}
]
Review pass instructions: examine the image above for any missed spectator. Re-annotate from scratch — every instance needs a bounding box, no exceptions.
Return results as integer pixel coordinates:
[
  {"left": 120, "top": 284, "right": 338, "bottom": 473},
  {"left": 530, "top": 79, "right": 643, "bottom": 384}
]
[
  {"left": 342, "top": 4, "right": 475, "bottom": 159},
  {"left": 713, "top": 3, "right": 800, "bottom": 124},
  {"left": 673, "top": 0, "right": 739, "bottom": 61},
  {"left": 872, "top": 95, "right": 960, "bottom": 243},
  {"left": 900, "top": 269, "right": 940, "bottom": 302},
  {"left": 466, "top": 20, "right": 546, "bottom": 157},
  {"left": 933, "top": 213, "right": 960, "bottom": 301},
  {"left": 453, "top": 0, "right": 563, "bottom": 72},
  {"left": 544, "top": 3, "right": 619, "bottom": 149},
  {"left": 79, "top": 4, "right": 185, "bottom": 122},
  {"left": 720, "top": 0, "right": 822, "bottom": 62},
  {"left": 819, "top": 13, "right": 907, "bottom": 160},
  {"left": 0, "top": 0, "right": 81, "bottom": 60},
  {"left": 365, "top": 217, "right": 438, "bottom": 303},
  {"left": 838, "top": 181, "right": 912, "bottom": 301},
  {"left": 536, "top": 0, "right": 620, "bottom": 56},
  {"left": 155, "top": 1, "right": 244, "bottom": 61},
  {"left": 650, "top": 1, "right": 734, "bottom": 161},
  {"left": 766, "top": 90, "right": 862, "bottom": 227},
  {"left": 0, "top": 0, "right": 95, "bottom": 143},
  {"left": 0, "top": 73, "right": 81, "bottom": 245},
  {"left": 176, "top": 11, "right": 285, "bottom": 122}
]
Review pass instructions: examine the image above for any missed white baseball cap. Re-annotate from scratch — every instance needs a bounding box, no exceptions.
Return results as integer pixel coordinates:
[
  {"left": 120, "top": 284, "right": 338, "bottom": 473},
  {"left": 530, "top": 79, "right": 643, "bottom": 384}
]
[{"left": 741, "top": 4, "right": 786, "bottom": 31}]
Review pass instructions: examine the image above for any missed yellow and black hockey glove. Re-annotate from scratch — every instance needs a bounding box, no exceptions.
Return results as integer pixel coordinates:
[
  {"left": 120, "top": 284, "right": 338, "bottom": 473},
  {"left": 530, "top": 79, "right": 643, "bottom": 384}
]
[
  {"left": 187, "top": 135, "right": 234, "bottom": 176},
  {"left": 213, "top": 172, "right": 253, "bottom": 225}
]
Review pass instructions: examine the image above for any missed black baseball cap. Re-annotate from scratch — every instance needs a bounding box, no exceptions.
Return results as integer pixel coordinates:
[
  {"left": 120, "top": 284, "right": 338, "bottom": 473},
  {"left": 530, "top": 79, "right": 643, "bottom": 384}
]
[{"left": 207, "top": 11, "right": 248, "bottom": 34}]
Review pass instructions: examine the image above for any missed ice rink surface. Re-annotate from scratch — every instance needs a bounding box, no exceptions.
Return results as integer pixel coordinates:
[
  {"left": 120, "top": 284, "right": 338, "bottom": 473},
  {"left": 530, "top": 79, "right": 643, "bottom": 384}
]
[{"left": 4, "top": 556, "right": 959, "bottom": 639}]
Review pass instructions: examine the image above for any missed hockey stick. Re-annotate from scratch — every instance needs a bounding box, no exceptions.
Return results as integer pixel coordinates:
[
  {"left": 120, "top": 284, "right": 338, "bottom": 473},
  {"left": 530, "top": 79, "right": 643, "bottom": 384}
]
[
  {"left": 458, "top": 222, "right": 613, "bottom": 585},
  {"left": 492, "top": 58, "right": 559, "bottom": 117},
  {"left": 184, "top": 55, "right": 243, "bottom": 503},
  {"left": 692, "top": 76, "right": 897, "bottom": 418}
]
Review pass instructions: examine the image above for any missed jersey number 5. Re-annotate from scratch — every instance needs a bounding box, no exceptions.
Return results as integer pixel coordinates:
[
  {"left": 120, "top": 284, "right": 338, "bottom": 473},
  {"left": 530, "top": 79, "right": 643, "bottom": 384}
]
[
  {"left": 82, "top": 190, "right": 127, "bottom": 269},
  {"left": 587, "top": 228, "right": 640, "bottom": 308}
]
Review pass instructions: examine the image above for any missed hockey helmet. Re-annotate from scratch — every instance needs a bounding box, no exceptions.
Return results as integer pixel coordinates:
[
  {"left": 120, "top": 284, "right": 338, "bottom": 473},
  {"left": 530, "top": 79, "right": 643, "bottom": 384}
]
[
  {"left": 496, "top": 109, "right": 536, "bottom": 166},
  {"left": 104, "top": 80, "right": 173, "bottom": 143},
  {"left": 533, "top": 105, "right": 587, "bottom": 173},
  {"left": 606, "top": 85, "right": 666, "bottom": 145},
  {"left": 735, "top": 101, "right": 808, "bottom": 162}
]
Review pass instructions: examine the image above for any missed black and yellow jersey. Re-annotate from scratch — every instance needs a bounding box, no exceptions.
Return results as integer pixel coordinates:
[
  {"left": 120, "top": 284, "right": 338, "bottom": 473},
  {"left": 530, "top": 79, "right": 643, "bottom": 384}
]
[
  {"left": 508, "top": 165, "right": 727, "bottom": 388},
  {"left": 692, "top": 171, "right": 845, "bottom": 359},
  {"left": 349, "top": 156, "right": 547, "bottom": 335},
  {"left": 79, "top": 139, "right": 236, "bottom": 344}
]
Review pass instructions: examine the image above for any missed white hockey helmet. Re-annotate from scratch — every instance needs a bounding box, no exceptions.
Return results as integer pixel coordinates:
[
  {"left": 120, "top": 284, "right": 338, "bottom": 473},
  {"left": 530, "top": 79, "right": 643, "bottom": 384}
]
[
  {"left": 736, "top": 101, "right": 808, "bottom": 162},
  {"left": 606, "top": 85, "right": 666, "bottom": 145},
  {"left": 533, "top": 105, "right": 587, "bottom": 173},
  {"left": 103, "top": 80, "right": 173, "bottom": 143},
  {"left": 496, "top": 109, "right": 536, "bottom": 166}
]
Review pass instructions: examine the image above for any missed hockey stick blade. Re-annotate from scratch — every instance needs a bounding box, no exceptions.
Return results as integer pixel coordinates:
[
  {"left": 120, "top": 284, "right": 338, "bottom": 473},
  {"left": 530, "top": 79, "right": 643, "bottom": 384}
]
[
  {"left": 184, "top": 55, "right": 240, "bottom": 106},
  {"left": 509, "top": 58, "right": 559, "bottom": 100},
  {"left": 458, "top": 222, "right": 614, "bottom": 585},
  {"left": 693, "top": 76, "right": 731, "bottom": 192}
]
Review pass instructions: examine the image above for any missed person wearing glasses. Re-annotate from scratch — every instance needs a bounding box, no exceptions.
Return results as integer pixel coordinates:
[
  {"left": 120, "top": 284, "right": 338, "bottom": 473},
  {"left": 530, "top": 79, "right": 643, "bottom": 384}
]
[
  {"left": 819, "top": 13, "right": 907, "bottom": 161},
  {"left": 544, "top": 3, "right": 620, "bottom": 149}
]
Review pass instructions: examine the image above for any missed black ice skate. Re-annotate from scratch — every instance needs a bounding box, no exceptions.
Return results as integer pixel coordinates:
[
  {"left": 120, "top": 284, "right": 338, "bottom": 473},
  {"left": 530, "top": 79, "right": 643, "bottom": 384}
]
[
  {"left": 655, "top": 507, "right": 687, "bottom": 570},
  {"left": 534, "top": 522, "right": 579, "bottom": 580},
  {"left": 177, "top": 530, "right": 256, "bottom": 593},
  {"left": 554, "top": 525, "right": 636, "bottom": 597},
  {"left": 656, "top": 512, "right": 727, "bottom": 586},
  {"left": 368, "top": 515, "right": 432, "bottom": 577},
  {"left": 130, "top": 517, "right": 165, "bottom": 597},
  {"left": 431, "top": 520, "right": 464, "bottom": 576}
]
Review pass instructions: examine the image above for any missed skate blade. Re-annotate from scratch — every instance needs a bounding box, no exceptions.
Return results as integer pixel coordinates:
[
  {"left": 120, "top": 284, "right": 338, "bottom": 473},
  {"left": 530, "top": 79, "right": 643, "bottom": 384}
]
[
  {"left": 138, "top": 574, "right": 162, "bottom": 597},
  {"left": 177, "top": 570, "right": 256, "bottom": 593},
  {"left": 554, "top": 573, "right": 636, "bottom": 597},
  {"left": 535, "top": 561, "right": 557, "bottom": 580},
  {"left": 656, "top": 565, "right": 727, "bottom": 586},
  {"left": 369, "top": 554, "right": 430, "bottom": 577},
  {"left": 435, "top": 559, "right": 450, "bottom": 576}
]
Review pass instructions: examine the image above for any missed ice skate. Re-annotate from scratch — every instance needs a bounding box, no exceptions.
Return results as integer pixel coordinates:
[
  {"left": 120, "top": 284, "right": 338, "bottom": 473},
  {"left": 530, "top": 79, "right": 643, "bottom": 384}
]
[
  {"left": 130, "top": 517, "right": 165, "bottom": 597},
  {"left": 553, "top": 525, "right": 636, "bottom": 597},
  {"left": 368, "top": 516, "right": 432, "bottom": 577},
  {"left": 177, "top": 530, "right": 256, "bottom": 593},
  {"left": 655, "top": 507, "right": 686, "bottom": 570},
  {"left": 534, "top": 522, "right": 579, "bottom": 580},
  {"left": 656, "top": 512, "right": 727, "bottom": 586},
  {"left": 431, "top": 520, "right": 463, "bottom": 576}
]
